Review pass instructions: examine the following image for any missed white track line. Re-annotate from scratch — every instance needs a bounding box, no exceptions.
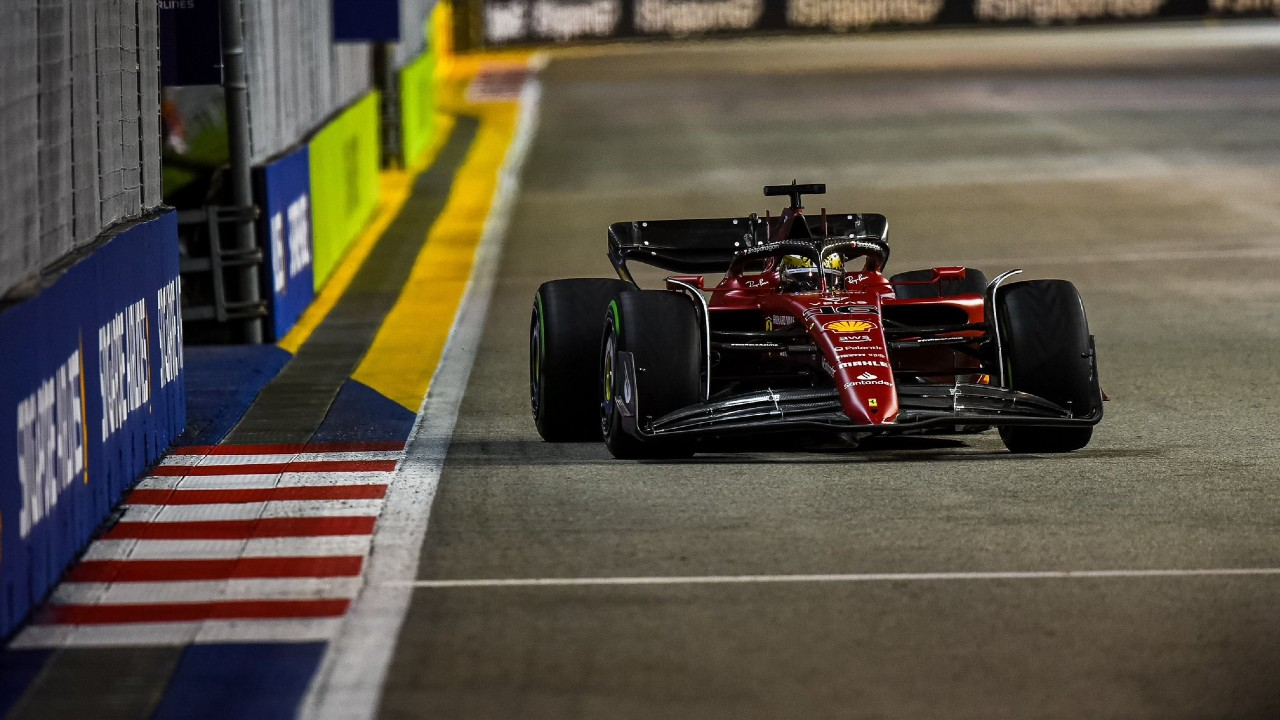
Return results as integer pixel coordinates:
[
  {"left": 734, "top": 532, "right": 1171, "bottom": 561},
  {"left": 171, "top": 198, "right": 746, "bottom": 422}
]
[
  {"left": 299, "top": 56, "right": 547, "bottom": 720},
  {"left": 392, "top": 568, "right": 1280, "bottom": 588}
]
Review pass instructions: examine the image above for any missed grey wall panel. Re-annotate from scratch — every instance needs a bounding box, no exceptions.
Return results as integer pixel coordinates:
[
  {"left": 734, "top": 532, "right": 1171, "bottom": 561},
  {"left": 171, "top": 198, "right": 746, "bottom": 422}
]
[
  {"left": 37, "top": 0, "right": 74, "bottom": 267},
  {"left": 1, "top": 0, "right": 162, "bottom": 298},
  {"left": 395, "top": 0, "right": 436, "bottom": 69},
  {"left": 118, "top": 0, "right": 144, "bottom": 222},
  {"left": 243, "top": 0, "right": 378, "bottom": 164},
  {"left": 95, "top": 0, "right": 126, "bottom": 227},
  {"left": 137, "top": 0, "right": 162, "bottom": 209},
  {"left": 70, "top": 0, "right": 101, "bottom": 251},
  {"left": 0, "top": 0, "right": 40, "bottom": 295}
]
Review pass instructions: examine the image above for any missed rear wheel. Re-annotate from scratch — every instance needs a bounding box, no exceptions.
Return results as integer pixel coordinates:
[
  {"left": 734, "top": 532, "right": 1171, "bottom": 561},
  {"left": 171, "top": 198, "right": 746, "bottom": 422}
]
[
  {"left": 890, "top": 267, "right": 988, "bottom": 298},
  {"left": 600, "top": 290, "right": 701, "bottom": 459},
  {"left": 995, "top": 279, "right": 1100, "bottom": 453},
  {"left": 530, "top": 279, "right": 632, "bottom": 441}
]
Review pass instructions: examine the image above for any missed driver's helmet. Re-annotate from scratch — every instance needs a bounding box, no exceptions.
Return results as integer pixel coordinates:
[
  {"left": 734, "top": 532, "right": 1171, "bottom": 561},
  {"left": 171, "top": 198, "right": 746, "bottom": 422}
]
[
  {"left": 779, "top": 253, "right": 843, "bottom": 292},
  {"left": 822, "top": 252, "right": 844, "bottom": 290}
]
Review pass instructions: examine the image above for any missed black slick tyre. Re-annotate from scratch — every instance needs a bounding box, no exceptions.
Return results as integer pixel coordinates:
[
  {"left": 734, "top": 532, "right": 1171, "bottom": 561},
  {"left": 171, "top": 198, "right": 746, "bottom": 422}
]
[
  {"left": 530, "top": 278, "right": 632, "bottom": 441},
  {"left": 995, "top": 279, "right": 1101, "bottom": 453},
  {"left": 890, "top": 268, "right": 988, "bottom": 299},
  {"left": 600, "top": 290, "right": 701, "bottom": 459}
]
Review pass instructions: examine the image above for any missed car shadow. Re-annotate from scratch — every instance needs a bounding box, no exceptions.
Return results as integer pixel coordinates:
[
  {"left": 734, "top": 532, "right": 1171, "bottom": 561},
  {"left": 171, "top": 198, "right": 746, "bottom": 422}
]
[{"left": 441, "top": 436, "right": 1159, "bottom": 467}]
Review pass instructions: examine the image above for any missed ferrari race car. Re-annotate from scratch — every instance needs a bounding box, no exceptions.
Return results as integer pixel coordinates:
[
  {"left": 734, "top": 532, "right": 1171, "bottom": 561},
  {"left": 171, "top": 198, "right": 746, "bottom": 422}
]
[{"left": 530, "top": 182, "right": 1103, "bottom": 458}]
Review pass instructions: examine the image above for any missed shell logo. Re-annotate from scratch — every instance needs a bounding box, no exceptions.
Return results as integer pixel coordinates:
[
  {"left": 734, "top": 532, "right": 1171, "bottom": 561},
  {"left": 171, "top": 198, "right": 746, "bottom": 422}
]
[{"left": 824, "top": 319, "right": 876, "bottom": 333}]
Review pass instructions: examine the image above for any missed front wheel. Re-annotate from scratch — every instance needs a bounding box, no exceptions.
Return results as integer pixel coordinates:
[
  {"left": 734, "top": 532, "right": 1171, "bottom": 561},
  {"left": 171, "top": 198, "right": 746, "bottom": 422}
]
[
  {"left": 530, "top": 278, "right": 632, "bottom": 441},
  {"left": 994, "top": 279, "right": 1101, "bottom": 453},
  {"left": 600, "top": 290, "right": 701, "bottom": 459}
]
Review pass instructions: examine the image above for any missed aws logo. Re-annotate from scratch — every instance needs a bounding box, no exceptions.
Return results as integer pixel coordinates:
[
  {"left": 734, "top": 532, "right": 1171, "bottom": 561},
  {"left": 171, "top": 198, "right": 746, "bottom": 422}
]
[{"left": 824, "top": 319, "right": 876, "bottom": 333}]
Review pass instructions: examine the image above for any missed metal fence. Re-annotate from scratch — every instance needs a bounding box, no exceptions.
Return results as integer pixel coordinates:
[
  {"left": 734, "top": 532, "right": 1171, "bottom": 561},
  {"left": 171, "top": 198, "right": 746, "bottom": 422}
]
[
  {"left": 397, "top": 0, "right": 436, "bottom": 68},
  {"left": 241, "top": 0, "right": 437, "bottom": 165},
  {"left": 0, "top": 0, "right": 162, "bottom": 300},
  {"left": 242, "top": 0, "right": 373, "bottom": 165},
  {"left": 1, "top": 0, "right": 439, "bottom": 299}
]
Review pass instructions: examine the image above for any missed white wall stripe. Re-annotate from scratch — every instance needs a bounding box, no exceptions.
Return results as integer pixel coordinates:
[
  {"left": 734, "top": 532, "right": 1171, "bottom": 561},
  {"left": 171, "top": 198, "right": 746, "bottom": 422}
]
[
  {"left": 191, "top": 453, "right": 300, "bottom": 466},
  {"left": 157, "top": 472, "right": 286, "bottom": 484},
  {"left": 133, "top": 477, "right": 185, "bottom": 490},
  {"left": 299, "top": 56, "right": 548, "bottom": 720},
  {"left": 52, "top": 577, "right": 363, "bottom": 606},
  {"left": 273, "top": 472, "right": 394, "bottom": 487},
  {"left": 9, "top": 618, "right": 342, "bottom": 649},
  {"left": 393, "top": 568, "right": 1280, "bottom": 589},
  {"left": 119, "top": 499, "right": 384, "bottom": 523},
  {"left": 83, "top": 536, "right": 373, "bottom": 562},
  {"left": 176, "top": 451, "right": 403, "bottom": 466},
  {"left": 12, "top": 622, "right": 200, "bottom": 649},
  {"left": 159, "top": 455, "right": 204, "bottom": 466},
  {"left": 136, "top": 473, "right": 393, "bottom": 491},
  {"left": 192, "top": 617, "right": 344, "bottom": 644}
]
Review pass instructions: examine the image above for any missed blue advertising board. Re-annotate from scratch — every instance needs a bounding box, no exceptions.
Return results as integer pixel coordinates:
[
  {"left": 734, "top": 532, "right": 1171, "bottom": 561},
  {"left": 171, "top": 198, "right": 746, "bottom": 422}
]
[
  {"left": 159, "top": 0, "right": 223, "bottom": 86},
  {"left": 0, "top": 211, "right": 185, "bottom": 639},
  {"left": 333, "top": 0, "right": 402, "bottom": 41},
  {"left": 257, "top": 146, "right": 316, "bottom": 342}
]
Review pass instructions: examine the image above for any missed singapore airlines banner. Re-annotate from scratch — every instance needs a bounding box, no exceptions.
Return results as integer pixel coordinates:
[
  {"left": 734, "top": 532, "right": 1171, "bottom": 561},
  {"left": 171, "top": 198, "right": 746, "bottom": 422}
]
[
  {"left": 0, "top": 212, "right": 184, "bottom": 638},
  {"left": 479, "top": 0, "right": 1273, "bottom": 45}
]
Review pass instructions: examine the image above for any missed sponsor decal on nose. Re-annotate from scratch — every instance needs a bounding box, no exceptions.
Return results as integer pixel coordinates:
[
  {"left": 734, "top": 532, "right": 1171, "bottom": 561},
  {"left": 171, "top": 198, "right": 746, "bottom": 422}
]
[{"left": 825, "top": 319, "right": 876, "bottom": 333}]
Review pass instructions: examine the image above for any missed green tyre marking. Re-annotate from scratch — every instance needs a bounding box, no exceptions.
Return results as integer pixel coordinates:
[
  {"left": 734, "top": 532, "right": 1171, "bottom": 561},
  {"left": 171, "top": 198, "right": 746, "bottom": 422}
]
[
  {"left": 608, "top": 299, "right": 621, "bottom": 337},
  {"left": 535, "top": 291, "right": 546, "bottom": 361}
]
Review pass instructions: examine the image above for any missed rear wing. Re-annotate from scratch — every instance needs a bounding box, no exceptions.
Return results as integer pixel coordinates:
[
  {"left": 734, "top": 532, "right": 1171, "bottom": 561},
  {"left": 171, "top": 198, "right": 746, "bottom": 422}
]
[{"left": 607, "top": 213, "right": 888, "bottom": 284}]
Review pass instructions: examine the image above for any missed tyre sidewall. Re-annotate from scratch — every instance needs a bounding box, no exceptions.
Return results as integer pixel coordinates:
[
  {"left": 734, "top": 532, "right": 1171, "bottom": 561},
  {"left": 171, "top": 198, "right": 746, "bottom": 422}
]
[
  {"left": 531, "top": 278, "right": 633, "bottom": 441},
  {"left": 601, "top": 290, "right": 701, "bottom": 459},
  {"left": 996, "top": 279, "right": 1100, "bottom": 452}
]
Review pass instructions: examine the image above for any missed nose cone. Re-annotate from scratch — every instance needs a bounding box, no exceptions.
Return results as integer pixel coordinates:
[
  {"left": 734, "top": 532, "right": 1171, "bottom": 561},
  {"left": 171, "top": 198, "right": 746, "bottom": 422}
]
[
  {"left": 833, "top": 366, "right": 898, "bottom": 425},
  {"left": 812, "top": 318, "right": 899, "bottom": 426}
]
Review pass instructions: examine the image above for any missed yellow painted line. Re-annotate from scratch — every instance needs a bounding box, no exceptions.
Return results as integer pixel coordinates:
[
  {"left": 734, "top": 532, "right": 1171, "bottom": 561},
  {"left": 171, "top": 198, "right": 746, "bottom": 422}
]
[
  {"left": 350, "top": 87, "right": 524, "bottom": 411},
  {"left": 277, "top": 115, "right": 457, "bottom": 355}
]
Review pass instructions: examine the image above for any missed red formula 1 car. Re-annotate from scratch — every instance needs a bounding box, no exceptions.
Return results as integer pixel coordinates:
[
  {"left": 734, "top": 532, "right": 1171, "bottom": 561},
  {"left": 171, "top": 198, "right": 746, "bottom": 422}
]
[{"left": 530, "top": 183, "right": 1103, "bottom": 458}]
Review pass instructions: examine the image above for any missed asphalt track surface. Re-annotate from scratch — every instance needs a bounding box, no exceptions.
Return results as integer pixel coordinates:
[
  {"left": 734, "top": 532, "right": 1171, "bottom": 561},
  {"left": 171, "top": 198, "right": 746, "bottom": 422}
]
[{"left": 376, "top": 23, "right": 1280, "bottom": 719}]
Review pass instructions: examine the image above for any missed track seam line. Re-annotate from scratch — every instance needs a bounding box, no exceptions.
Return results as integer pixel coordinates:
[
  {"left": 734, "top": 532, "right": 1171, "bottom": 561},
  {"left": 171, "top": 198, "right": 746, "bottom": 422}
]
[{"left": 390, "top": 568, "right": 1280, "bottom": 588}]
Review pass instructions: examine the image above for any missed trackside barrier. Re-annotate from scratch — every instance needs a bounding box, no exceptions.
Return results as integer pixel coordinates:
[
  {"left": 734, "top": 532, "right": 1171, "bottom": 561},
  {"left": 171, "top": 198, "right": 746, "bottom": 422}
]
[
  {"left": 471, "top": 0, "right": 1277, "bottom": 45},
  {"left": 0, "top": 211, "right": 184, "bottom": 639},
  {"left": 257, "top": 146, "right": 317, "bottom": 341},
  {"left": 400, "top": 44, "right": 441, "bottom": 168},
  {"left": 308, "top": 92, "right": 383, "bottom": 292}
]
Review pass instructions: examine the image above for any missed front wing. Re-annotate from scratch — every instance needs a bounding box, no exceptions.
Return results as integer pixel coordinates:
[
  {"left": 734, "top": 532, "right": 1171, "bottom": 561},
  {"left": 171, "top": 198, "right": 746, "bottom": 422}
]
[{"left": 612, "top": 351, "right": 1103, "bottom": 440}]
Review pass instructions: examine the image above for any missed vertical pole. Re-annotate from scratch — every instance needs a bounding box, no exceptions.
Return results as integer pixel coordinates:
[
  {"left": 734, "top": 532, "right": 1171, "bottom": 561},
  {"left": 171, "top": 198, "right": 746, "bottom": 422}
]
[
  {"left": 220, "top": 0, "right": 263, "bottom": 343},
  {"left": 374, "top": 42, "right": 401, "bottom": 169}
]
